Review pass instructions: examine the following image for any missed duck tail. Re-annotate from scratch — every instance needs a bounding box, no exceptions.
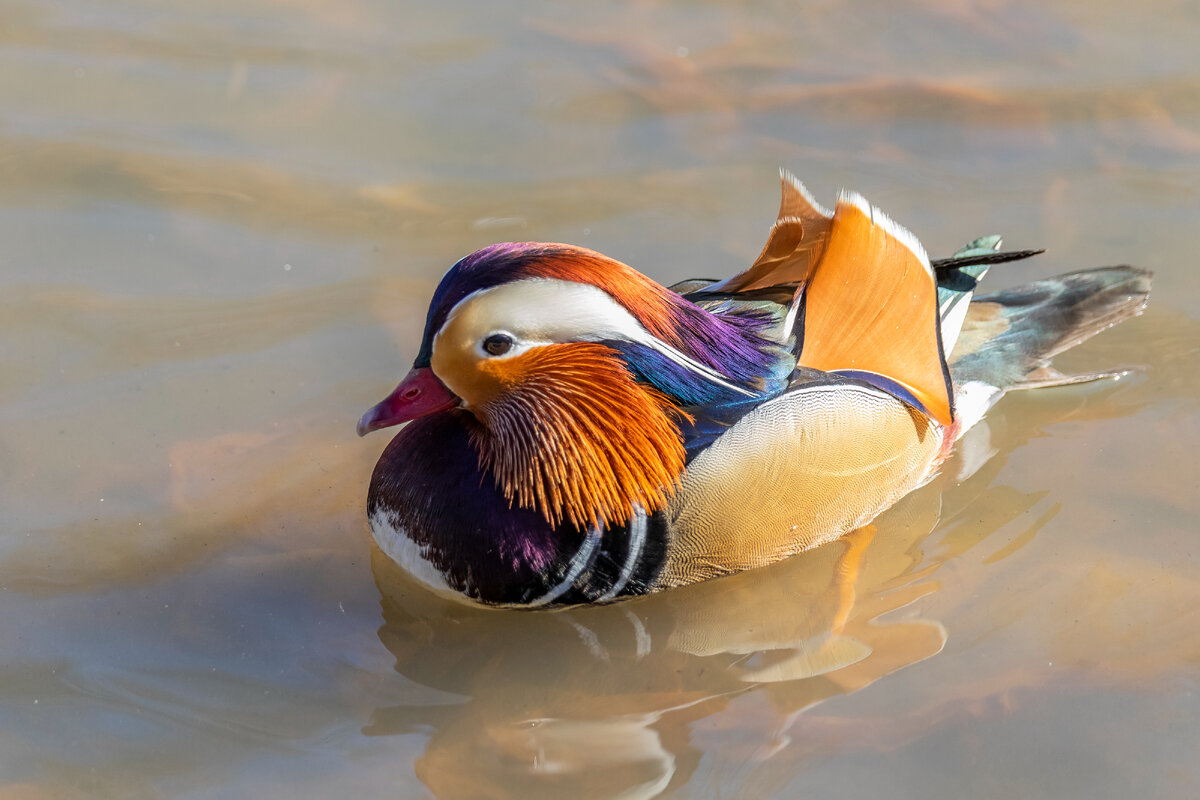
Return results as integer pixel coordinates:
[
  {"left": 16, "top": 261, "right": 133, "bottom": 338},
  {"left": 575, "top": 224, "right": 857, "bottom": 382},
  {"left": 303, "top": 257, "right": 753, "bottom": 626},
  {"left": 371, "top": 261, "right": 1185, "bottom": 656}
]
[{"left": 948, "top": 265, "right": 1152, "bottom": 432}]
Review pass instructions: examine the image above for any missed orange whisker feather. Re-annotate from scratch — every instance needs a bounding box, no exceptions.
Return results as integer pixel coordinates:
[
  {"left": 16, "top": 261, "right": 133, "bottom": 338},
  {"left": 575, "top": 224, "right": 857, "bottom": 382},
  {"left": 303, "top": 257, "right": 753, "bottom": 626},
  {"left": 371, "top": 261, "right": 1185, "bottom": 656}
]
[{"left": 473, "top": 343, "right": 687, "bottom": 530}]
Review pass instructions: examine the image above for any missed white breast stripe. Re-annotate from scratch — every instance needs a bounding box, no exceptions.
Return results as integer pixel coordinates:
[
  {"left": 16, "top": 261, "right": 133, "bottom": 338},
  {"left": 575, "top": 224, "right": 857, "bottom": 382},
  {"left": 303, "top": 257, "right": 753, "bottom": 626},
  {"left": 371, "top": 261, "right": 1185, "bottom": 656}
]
[
  {"left": 597, "top": 507, "right": 647, "bottom": 602},
  {"left": 524, "top": 525, "right": 603, "bottom": 607}
]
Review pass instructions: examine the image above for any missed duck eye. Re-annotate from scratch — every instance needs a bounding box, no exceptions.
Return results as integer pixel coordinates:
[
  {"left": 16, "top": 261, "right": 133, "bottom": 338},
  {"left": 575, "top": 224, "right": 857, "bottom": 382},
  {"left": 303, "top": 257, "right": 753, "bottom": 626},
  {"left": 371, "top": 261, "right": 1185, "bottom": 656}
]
[{"left": 482, "top": 333, "right": 513, "bottom": 356}]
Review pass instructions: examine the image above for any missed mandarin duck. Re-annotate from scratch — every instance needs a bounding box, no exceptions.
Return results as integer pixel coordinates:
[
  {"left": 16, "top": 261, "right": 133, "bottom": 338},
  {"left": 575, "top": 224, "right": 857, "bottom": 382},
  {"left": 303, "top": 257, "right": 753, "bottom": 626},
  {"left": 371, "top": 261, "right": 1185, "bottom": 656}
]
[{"left": 358, "top": 172, "right": 1151, "bottom": 607}]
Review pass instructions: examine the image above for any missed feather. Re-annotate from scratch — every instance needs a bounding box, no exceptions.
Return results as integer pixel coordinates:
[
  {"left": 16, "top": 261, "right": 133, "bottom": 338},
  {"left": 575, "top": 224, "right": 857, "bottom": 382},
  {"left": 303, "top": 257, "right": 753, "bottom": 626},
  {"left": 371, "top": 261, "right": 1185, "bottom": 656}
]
[
  {"left": 950, "top": 266, "right": 1152, "bottom": 392},
  {"left": 471, "top": 342, "right": 690, "bottom": 530},
  {"left": 798, "top": 191, "right": 954, "bottom": 426},
  {"left": 703, "top": 170, "right": 833, "bottom": 297},
  {"left": 931, "top": 247, "right": 1045, "bottom": 272},
  {"left": 425, "top": 244, "right": 786, "bottom": 398},
  {"left": 936, "top": 235, "right": 1003, "bottom": 355}
]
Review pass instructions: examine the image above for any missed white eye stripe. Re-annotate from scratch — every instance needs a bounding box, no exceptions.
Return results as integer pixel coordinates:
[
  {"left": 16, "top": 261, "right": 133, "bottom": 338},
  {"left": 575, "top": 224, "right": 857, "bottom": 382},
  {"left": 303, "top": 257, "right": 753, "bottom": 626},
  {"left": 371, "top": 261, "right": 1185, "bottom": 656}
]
[
  {"left": 440, "top": 278, "right": 649, "bottom": 344},
  {"left": 435, "top": 277, "right": 753, "bottom": 396}
]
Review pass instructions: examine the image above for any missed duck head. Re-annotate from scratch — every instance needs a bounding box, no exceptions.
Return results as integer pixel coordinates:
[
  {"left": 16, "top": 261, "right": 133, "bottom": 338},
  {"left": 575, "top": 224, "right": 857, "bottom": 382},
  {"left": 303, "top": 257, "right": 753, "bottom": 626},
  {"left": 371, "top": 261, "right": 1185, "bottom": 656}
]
[{"left": 358, "top": 242, "right": 787, "bottom": 531}]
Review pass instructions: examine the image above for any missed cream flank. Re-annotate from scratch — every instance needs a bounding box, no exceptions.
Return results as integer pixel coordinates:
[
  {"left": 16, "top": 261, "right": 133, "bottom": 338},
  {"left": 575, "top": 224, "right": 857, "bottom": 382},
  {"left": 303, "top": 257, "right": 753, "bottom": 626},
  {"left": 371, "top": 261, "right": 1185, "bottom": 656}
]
[{"left": 661, "top": 382, "right": 946, "bottom": 587}]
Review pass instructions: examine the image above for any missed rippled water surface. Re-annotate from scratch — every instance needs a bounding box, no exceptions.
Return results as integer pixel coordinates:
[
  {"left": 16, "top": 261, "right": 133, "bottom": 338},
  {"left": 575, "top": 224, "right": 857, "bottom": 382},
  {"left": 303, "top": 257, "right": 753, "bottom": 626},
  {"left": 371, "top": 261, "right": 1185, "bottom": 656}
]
[{"left": 3, "top": 1, "right": 1199, "bottom": 797}]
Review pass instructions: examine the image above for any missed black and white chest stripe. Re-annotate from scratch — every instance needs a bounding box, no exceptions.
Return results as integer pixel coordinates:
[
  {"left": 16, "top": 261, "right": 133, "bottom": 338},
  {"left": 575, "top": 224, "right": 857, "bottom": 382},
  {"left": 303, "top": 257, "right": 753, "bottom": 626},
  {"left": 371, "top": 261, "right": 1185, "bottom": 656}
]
[
  {"left": 369, "top": 504, "right": 670, "bottom": 607},
  {"left": 526, "top": 507, "right": 670, "bottom": 607}
]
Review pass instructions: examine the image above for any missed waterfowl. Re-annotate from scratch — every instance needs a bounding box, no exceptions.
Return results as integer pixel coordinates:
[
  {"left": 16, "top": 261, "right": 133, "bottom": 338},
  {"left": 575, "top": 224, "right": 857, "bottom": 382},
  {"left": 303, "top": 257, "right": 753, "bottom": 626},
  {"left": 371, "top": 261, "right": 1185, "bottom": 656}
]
[{"left": 358, "top": 172, "right": 1151, "bottom": 607}]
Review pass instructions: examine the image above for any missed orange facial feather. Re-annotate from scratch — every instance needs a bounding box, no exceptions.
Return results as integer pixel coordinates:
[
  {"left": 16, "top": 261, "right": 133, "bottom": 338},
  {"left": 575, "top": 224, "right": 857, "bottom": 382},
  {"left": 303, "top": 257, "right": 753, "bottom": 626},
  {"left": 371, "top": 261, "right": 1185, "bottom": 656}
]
[{"left": 470, "top": 342, "right": 689, "bottom": 530}]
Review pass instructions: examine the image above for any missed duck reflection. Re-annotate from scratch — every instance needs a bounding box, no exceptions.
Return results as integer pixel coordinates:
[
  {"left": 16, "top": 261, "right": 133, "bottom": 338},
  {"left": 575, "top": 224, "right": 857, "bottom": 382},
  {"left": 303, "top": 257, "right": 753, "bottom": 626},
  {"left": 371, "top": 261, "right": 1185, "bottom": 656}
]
[{"left": 364, "top": 395, "right": 1129, "bottom": 798}]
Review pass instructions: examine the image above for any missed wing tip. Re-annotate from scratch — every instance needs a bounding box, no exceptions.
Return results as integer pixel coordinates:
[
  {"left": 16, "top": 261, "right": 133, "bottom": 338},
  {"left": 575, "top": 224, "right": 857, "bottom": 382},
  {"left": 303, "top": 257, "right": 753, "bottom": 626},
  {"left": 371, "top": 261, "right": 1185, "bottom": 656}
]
[{"left": 779, "top": 168, "right": 833, "bottom": 218}]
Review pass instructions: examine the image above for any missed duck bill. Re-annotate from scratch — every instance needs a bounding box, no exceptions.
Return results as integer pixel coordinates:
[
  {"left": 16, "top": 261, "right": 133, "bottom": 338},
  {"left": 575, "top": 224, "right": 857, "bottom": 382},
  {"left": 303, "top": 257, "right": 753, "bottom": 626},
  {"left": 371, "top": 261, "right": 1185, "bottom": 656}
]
[{"left": 357, "top": 367, "right": 459, "bottom": 436}]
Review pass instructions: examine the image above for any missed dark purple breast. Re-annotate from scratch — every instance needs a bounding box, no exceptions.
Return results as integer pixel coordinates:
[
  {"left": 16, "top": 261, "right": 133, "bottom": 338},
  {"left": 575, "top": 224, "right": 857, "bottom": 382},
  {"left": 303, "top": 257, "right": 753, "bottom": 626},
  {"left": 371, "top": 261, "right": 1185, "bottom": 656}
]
[{"left": 367, "top": 411, "right": 667, "bottom": 605}]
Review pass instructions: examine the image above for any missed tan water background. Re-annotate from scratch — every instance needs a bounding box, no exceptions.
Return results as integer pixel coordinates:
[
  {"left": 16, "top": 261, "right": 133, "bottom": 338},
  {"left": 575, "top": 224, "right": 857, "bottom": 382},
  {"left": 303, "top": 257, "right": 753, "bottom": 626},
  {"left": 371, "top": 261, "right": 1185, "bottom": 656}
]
[{"left": 2, "top": 1, "right": 1199, "bottom": 797}]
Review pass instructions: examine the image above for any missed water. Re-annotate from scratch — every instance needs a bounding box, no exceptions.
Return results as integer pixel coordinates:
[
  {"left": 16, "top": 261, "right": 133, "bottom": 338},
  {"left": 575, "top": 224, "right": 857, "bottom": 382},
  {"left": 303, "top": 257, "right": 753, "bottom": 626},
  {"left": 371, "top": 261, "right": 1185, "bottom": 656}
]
[{"left": 2, "top": 1, "right": 1199, "bottom": 797}]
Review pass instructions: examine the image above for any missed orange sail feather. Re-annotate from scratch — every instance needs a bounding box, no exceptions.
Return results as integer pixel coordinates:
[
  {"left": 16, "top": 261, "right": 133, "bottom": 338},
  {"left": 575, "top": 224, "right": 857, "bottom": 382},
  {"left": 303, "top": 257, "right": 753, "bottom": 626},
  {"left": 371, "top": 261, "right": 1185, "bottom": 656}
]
[
  {"left": 798, "top": 192, "right": 954, "bottom": 425},
  {"left": 706, "top": 170, "right": 833, "bottom": 295}
]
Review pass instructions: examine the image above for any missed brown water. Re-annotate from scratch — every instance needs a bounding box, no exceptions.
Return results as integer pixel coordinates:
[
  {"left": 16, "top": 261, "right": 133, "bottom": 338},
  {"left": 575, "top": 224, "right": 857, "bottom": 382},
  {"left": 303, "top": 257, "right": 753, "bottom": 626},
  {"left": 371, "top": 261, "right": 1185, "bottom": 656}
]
[{"left": 2, "top": 1, "right": 1199, "bottom": 797}]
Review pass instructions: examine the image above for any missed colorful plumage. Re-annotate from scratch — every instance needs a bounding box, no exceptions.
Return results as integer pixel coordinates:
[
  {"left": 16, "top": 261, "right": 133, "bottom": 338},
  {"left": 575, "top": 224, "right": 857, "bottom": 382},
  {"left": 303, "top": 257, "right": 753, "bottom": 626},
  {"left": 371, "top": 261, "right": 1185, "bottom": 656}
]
[{"left": 359, "top": 172, "right": 1151, "bottom": 607}]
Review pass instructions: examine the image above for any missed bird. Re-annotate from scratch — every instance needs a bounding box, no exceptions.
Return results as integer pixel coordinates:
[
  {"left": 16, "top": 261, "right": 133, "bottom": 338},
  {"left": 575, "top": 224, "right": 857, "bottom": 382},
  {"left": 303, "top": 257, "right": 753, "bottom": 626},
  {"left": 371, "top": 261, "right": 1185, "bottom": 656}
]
[{"left": 358, "top": 171, "right": 1151, "bottom": 608}]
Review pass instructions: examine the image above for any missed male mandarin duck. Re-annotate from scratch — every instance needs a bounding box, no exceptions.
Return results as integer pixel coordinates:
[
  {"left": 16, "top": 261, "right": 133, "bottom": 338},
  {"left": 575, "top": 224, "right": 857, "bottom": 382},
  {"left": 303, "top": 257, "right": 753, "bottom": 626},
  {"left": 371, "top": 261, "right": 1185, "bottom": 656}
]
[{"left": 358, "top": 172, "right": 1151, "bottom": 608}]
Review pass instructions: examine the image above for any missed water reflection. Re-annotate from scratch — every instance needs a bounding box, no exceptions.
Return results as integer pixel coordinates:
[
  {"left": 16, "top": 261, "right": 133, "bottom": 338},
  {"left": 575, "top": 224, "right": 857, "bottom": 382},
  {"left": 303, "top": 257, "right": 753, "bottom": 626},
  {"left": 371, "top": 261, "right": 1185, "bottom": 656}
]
[
  {"left": 4, "top": 0, "right": 1200, "bottom": 793},
  {"left": 1, "top": 215, "right": 1191, "bottom": 800},
  {"left": 365, "top": 408, "right": 1074, "bottom": 797},
  {"left": 350, "top": 301, "right": 1200, "bottom": 799}
]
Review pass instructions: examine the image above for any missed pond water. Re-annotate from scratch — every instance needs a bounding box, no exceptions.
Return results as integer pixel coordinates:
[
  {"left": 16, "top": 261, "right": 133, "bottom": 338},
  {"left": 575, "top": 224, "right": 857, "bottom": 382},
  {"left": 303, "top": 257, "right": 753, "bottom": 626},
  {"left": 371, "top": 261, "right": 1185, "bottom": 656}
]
[{"left": 2, "top": 1, "right": 1199, "bottom": 797}]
